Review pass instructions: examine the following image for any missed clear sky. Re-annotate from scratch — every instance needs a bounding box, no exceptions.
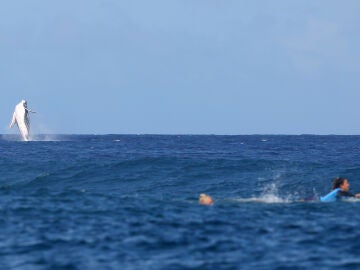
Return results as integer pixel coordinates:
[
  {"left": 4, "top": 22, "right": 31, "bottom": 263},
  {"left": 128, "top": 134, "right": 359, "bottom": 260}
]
[{"left": 1, "top": 0, "right": 360, "bottom": 135}]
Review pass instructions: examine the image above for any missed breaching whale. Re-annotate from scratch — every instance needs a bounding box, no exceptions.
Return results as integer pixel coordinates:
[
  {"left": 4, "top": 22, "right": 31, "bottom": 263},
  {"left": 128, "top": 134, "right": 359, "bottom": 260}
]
[{"left": 9, "top": 100, "right": 36, "bottom": 141}]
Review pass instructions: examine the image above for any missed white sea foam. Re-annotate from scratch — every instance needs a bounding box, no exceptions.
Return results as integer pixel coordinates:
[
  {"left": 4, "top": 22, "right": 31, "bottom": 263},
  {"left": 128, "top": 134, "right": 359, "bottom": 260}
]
[
  {"left": 233, "top": 195, "right": 290, "bottom": 204},
  {"left": 341, "top": 197, "right": 360, "bottom": 203},
  {"left": 1, "top": 133, "right": 63, "bottom": 142},
  {"left": 231, "top": 182, "right": 292, "bottom": 204},
  {"left": 30, "top": 134, "right": 62, "bottom": 142}
]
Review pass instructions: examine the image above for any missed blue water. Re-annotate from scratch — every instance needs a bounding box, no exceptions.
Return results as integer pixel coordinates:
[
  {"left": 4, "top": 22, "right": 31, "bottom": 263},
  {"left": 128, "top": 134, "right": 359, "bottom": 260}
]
[{"left": 1, "top": 135, "right": 360, "bottom": 269}]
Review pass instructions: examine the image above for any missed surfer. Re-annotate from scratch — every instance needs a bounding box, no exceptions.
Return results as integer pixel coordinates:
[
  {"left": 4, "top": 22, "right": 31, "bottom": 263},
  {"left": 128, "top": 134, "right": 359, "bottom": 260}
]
[
  {"left": 332, "top": 177, "right": 360, "bottom": 199},
  {"left": 9, "top": 100, "right": 36, "bottom": 141},
  {"left": 320, "top": 177, "right": 360, "bottom": 202},
  {"left": 199, "top": 193, "right": 213, "bottom": 205}
]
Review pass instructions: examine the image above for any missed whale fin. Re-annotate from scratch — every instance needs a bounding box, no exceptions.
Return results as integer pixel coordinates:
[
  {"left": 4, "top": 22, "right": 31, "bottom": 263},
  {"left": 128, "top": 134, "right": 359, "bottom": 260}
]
[
  {"left": 9, "top": 112, "right": 16, "bottom": 128},
  {"left": 26, "top": 108, "right": 36, "bottom": 113}
]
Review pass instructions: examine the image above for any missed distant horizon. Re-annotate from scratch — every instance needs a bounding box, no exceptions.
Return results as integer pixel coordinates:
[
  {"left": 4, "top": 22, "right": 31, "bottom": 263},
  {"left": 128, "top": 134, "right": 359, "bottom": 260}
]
[{"left": 2, "top": 133, "right": 360, "bottom": 136}]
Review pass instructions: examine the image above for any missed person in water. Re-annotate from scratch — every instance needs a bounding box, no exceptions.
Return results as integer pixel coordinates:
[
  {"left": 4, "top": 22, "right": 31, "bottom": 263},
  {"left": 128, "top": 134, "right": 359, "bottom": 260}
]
[
  {"left": 332, "top": 177, "right": 360, "bottom": 199},
  {"left": 199, "top": 193, "right": 213, "bottom": 205}
]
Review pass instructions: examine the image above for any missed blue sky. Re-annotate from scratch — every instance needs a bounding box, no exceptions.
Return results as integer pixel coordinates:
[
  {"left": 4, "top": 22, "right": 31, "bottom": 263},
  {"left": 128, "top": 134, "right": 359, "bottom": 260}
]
[{"left": 1, "top": 0, "right": 360, "bottom": 134}]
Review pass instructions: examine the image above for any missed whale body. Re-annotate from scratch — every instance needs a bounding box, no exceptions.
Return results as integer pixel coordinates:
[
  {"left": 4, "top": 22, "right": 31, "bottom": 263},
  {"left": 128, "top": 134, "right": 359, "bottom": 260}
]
[{"left": 9, "top": 100, "right": 34, "bottom": 141}]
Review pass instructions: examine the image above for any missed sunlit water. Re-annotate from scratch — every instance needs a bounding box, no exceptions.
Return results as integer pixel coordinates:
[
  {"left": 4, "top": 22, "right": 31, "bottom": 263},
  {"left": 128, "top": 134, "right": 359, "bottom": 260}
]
[{"left": 1, "top": 135, "right": 360, "bottom": 269}]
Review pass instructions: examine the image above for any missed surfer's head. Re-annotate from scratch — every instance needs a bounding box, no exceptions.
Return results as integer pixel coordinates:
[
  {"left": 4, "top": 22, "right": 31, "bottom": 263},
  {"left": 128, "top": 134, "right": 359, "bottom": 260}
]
[
  {"left": 199, "top": 193, "right": 213, "bottom": 205},
  {"left": 332, "top": 177, "right": 349, "bottom": 191}
]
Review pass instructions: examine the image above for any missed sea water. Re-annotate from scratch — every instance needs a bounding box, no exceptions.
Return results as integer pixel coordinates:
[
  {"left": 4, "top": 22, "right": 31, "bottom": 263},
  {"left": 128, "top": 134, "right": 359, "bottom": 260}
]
[{"left": 0, "top": 135, "right": 360, "bottom": 269}]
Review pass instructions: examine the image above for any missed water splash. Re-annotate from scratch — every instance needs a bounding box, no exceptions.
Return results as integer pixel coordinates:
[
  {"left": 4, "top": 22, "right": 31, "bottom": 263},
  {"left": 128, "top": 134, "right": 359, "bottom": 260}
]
[
  {"left": 232, "top": 183, "right": 291, "bottom": 204},
  {"left": 30, "top": 134, "right": 62, "bottom": 142},
  {"left": 1, "top": 134, "right": 63, "bottom": 142}
]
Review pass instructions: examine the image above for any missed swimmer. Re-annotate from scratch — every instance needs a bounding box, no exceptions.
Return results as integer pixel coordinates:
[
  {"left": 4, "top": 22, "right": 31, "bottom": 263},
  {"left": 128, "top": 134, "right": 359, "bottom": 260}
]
[
  {"left": 199, "top": 193, "right": 213, "bottom": 205},
  {"left": 332, "top": 177, "right": 360, "bottom": 199},
  {"left": 320, "top": 177, "right": 360, "bottom": 202}
]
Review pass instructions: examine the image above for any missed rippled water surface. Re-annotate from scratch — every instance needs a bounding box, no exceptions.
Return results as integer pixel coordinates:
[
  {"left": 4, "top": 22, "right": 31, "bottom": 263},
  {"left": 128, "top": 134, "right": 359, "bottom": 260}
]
[{"left": 1, "top": 135, "right": 360, "bottom": 269}]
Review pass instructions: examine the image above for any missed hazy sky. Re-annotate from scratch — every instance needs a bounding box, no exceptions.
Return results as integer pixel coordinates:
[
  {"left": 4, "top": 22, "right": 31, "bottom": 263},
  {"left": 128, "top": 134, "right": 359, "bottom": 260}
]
[{"left": 1, "top": 0, "right": 360, "bottom": 134}]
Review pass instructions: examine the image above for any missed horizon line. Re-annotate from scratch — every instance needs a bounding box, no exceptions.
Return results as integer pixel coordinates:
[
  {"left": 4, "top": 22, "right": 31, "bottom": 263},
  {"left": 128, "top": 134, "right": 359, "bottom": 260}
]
[{"left": 2, "top": 133, "right": 360, "bottom": 136}]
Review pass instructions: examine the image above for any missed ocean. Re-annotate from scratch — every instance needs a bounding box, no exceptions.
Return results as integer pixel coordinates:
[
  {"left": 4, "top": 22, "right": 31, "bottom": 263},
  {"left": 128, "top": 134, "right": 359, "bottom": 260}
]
[{"left": 1, "top": 135, "right": 360, "bottom": 269}]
